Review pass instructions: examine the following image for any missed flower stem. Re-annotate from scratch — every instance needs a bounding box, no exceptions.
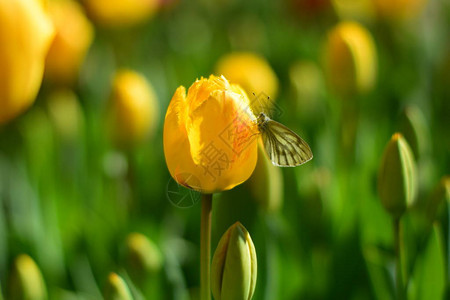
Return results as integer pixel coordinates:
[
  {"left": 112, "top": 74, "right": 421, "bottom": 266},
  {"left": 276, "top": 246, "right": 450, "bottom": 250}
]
[
  {"left": 394, "top": 217, "right": 404, "bottom": 300},
  {"left": 200, "top": 193, "right": 213, "bottom": 300}
]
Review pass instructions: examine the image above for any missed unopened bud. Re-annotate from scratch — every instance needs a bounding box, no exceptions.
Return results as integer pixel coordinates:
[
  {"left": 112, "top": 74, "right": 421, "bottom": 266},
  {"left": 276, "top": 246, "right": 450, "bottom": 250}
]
[
  {"left": 211, "top": 222, "right": 257, "bottom": 300},
  {"left": 103, "top": 272, "right": 133, "bottom": 300},
  {"left": 324, "top": 21, "right": 377, "bottom": 97},
  {"left": 107, "top": 70, "right": 159, "bottom": 146},
  {"left": 378, "top": 133, "right": 417, "bottom": 218}
]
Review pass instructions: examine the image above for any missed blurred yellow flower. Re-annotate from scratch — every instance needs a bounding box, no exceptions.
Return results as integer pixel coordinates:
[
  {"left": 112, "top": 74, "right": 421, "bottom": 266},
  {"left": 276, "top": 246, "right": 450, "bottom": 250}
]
[
  {"left": 45, "top": 0, "right": 94, "bottom": 85},
  {"left": 215, "top": 52, "right": 279, "bottom": 98},
  {"left": 9, "top": 254, "right": 47, "bottom": 300},
  {"left": 81, "top": 0, "right": 158, "bottom": 28},
  {"left": 163, "top": 75, "right": 258, "bottom": 193},
  {"left": 323, "top": 21, "right": 377, "bottom": 97},
  {"left": 0, "top": 0, "right": 54, "bottom": 124},
  {"left": 108, "top": 70, "right": 159, "bottom": 146},
  {"left": 374, "top": 0, "right": 428, "bottom": 21}
]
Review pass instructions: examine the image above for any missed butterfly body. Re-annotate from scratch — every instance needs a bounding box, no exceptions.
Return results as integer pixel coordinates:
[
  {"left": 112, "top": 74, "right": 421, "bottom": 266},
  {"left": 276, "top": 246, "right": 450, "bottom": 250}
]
[
  {"left": 256, "top": 112, "right": 313, "bottom": 167},
  {"left": 256, "top": 112, "right": 271, "bottom": 130}
]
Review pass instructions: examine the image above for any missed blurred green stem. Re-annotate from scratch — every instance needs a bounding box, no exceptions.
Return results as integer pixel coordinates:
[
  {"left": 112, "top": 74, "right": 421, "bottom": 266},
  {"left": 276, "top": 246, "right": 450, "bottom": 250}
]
[
  {"left": 394, "top": 217, "right": 405, "bottom": 300},
  {"left": 447, "top": 203, "right": 450, "bottom": 284},
  {"left": 201, "top": 193, "right": 212, "bottom": 300},
  {"left": 264, "top": 216, "right": 278, "bottom": 300}
]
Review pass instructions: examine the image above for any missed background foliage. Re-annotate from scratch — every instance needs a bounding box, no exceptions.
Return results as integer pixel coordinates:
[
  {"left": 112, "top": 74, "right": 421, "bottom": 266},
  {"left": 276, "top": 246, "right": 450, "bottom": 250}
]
[{"left": 0, "top": 0, "right": 449, "bottom": 299}]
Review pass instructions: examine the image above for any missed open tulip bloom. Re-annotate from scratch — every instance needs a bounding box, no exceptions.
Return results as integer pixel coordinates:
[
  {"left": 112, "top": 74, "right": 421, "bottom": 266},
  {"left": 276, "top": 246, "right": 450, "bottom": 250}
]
[
  {"left": 163, "top": 74, "right": 312, "bottom": 300},
  {"left": 164, "top": 75, "right": 313, "bottom": 193},
  {"left": 164, "top": 75, "right": 259, "bottom": 194}
]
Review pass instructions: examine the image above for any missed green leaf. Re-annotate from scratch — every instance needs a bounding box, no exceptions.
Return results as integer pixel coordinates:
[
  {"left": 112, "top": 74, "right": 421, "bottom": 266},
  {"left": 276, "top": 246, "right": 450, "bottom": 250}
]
[
  {"left": 363, "top": 246, "right": 395, "bottom": 300},
  {"left": 407, "top": 225, "right": 445, "bottom": 300}
]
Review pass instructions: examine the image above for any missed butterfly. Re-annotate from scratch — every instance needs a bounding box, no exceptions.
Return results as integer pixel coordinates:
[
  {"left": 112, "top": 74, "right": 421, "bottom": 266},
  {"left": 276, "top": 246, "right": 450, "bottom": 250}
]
[{"left": 255, "top": 112, "right": 313, "bottom": 167}]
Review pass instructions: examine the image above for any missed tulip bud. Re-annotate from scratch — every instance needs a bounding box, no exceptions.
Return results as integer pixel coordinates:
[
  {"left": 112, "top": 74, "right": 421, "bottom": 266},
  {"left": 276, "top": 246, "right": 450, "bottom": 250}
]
[
  {"left": 211, "top": 222, "right": 257, "bottom": 300},
  {"left": 125, "top": 233, "right": 162, "bottom": 276},
  {"left": 46, "top": 89, "right": 84, "bottom": 142},
  {"left": 323, "top": 21, "right": 377, "bottom": 97},
  {"left": 398, "top": 105, "right": 428, "bottom": 161},
  {"left": 103, "top": 273, "right": 133, "bottom": 300},
  {"left": 215, "top": 52, "right": 279, "bottom": 98},
  {"left": 9, "top": 254, "right": 47, "bottom": 300},
  {"left": 107, "top": 70, "right": 159, "bottom": 146},
  {"left": 81, "top": 0, "right": 158, "bottom": 28},
  {"left": 378, "top": 133, "right": 417, "bottom": 218},
  {"left": 0, "top": 0, "right": 54, "bottom": 124},
  {"left": 45, "top": 0, "right": 94, "bottom": 85},
  {"left": 247, "top": 143, "right": 283, "bottom": 213},
  {"left": 425, "top": 176, "right": 450, "bottom": 223}
]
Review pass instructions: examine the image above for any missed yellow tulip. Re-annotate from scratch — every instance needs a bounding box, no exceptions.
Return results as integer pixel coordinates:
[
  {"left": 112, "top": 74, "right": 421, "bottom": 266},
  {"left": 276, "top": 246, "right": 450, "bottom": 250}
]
[
  {"left": 323, "top": 21, "right": 377, "bottom": 97},
  {"left": 0, "top": 0, "right": 54, "bottom": 124},
  {"left": 163, "top": 75, "right": 258, "bottom": 193},
  {"left": 81, "top": 0, "right": 158, "bottom": 28},
  {"left": 45, "top": 0, "right": 94, "bottom": 85},
  {"left": 108, "top": 70, "right": 159, "bottom": 146},
  {"left": 215, "top": 52, "right": 279, "bottom": 98}
]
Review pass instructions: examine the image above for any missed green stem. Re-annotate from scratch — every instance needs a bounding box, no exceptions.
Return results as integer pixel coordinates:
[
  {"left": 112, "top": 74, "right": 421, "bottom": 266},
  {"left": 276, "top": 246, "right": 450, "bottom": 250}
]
[
  {"left": 200, "top": 193, "right": 213, "bottom": 300},
  {"left": 394, "top": 217, "right": 405, "bottom": 300}
]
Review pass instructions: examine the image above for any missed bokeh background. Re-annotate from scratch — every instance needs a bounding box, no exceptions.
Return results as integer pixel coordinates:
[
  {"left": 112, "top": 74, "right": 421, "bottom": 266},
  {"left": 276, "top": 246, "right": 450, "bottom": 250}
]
[{"left": 0, "top": 0, "right": 449, "bottom": 299}]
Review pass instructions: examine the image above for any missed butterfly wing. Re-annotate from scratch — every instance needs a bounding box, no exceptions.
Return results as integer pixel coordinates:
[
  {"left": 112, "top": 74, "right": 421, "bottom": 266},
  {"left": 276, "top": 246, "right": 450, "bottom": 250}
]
[{"left": 261, "top": 119, "right": 313, "bottom": 167}]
